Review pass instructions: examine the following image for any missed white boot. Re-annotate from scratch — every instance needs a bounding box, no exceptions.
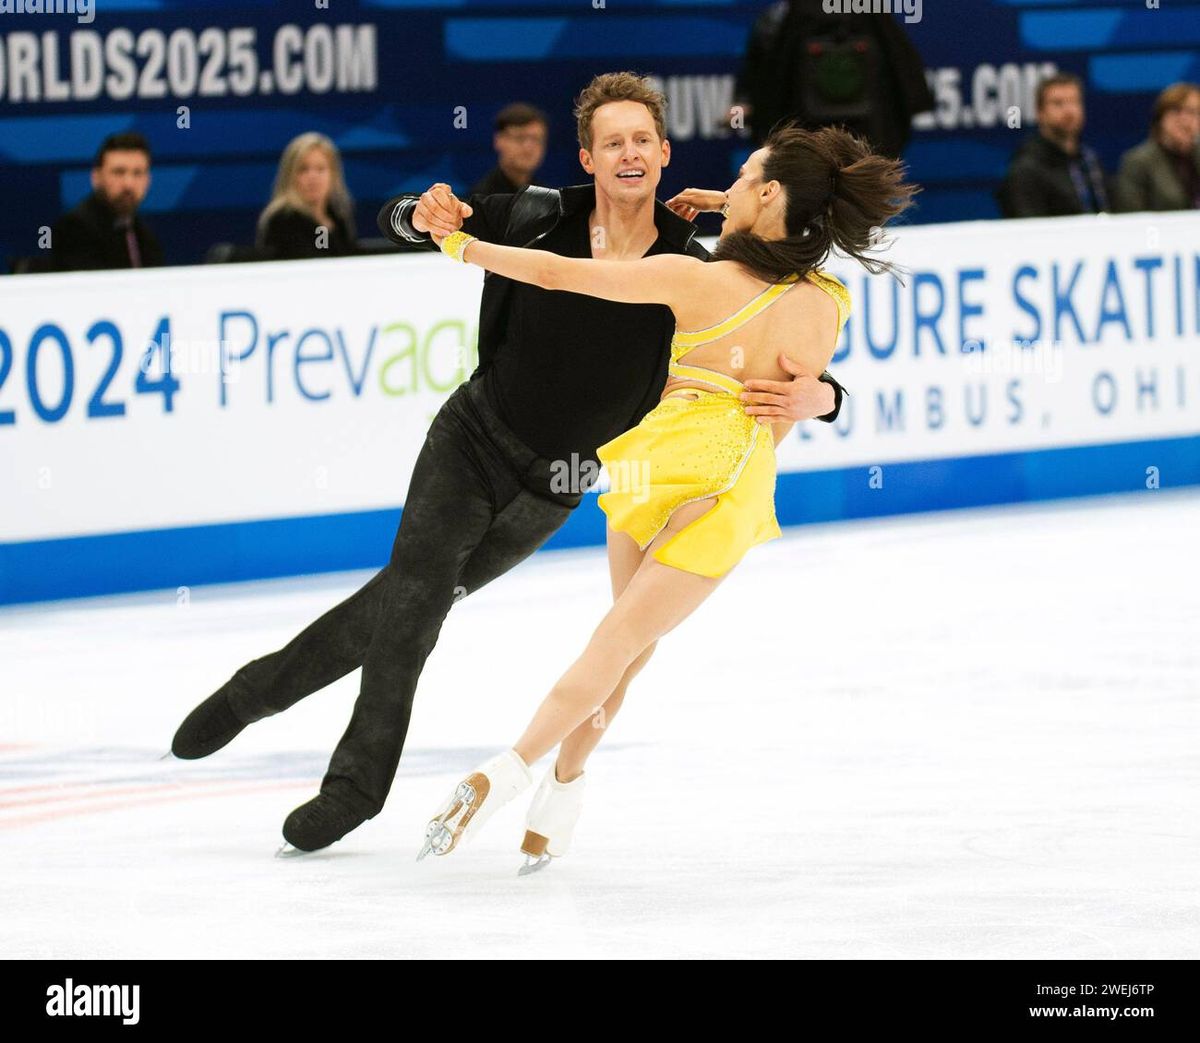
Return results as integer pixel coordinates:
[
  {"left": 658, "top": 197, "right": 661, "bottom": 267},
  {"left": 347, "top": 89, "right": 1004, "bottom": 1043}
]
[
  {"left": 519, "top": 764, "right": 586, "bottom": 875},
  {"left": 417, "top": 748, "right": 533, "bottom": 861}
]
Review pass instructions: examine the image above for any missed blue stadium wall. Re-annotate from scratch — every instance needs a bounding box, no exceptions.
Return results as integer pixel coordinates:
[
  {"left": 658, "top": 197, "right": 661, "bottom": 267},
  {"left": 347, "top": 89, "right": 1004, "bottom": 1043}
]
[{"left": 2, "top": 0, "right": 1200, "bottom": 268}]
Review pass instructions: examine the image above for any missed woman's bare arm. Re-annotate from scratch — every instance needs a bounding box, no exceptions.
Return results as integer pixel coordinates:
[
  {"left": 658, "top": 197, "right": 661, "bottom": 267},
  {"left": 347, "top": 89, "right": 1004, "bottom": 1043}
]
[{"left": 442, "top": 230, "right": 705, "bottom": 314}]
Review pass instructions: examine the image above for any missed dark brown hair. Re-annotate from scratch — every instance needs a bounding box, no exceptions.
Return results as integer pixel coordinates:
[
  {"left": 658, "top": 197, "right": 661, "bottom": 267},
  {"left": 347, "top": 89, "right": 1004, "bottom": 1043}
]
[
  {"left": 1036, "top": 72, "right": 1083, "bottom": 111},
  {"left": 1152, "top": 81, "right": 1200, "bottom": 130},
  {"left": 574, "top": 71, "right": 667, "bottom": 152},
  {"left": 709, "top": 123, "right": 917, "bottom": 283},
  {"left": 94, "top": 132, "right": 151, "bottom": 168},
  {"left": 495, "top": 102, "right": 548, "bottom": 134}
]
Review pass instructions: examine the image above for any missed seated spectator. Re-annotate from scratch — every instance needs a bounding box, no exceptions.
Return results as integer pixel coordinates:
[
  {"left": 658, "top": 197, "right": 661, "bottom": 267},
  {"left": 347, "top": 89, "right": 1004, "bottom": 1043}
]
[
  {"left": 1115, "top": 82, "right": 1200, "bottom": 212},
  {"left": 53, "top": 132, "right": 163, "bottom": 271},
  {"left": 998, "top": 72, "right": 1109, "bottom": 218},
  {"left": 257, "top": 133, "right": 357, "bottom": 259},
  {"left": 469, "top": 103, "right": 547, "bottom": 196}
]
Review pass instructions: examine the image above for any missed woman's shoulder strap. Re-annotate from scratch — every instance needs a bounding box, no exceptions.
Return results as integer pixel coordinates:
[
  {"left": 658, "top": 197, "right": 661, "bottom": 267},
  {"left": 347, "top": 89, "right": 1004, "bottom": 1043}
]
[{"left": 805, "top": 270, "right": 851, "bottom": 333}]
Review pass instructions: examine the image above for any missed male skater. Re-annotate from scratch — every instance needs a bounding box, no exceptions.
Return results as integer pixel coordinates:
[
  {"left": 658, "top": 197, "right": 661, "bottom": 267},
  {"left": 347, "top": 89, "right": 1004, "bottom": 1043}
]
[{"left": 171, "top": 72, "right": 848, "bottom": 852}]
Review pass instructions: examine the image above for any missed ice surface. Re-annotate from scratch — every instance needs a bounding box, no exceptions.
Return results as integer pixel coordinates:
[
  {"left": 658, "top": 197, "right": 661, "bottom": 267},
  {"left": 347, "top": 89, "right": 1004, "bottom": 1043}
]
[{"left": 2, "top": 491, "right": 1198, "bottom": 959}]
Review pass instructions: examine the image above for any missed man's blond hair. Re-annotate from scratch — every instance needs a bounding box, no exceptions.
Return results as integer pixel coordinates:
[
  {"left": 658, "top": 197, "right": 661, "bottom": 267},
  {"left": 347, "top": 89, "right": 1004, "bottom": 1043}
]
[{"left": 574, "top": 71, "right": 667, "bottom": 151}]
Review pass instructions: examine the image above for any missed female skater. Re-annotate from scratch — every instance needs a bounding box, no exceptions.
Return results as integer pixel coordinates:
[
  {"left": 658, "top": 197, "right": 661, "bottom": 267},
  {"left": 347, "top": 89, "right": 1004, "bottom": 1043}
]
[{"left": 419, "top": 124, "right": 915, "bottom": 871}]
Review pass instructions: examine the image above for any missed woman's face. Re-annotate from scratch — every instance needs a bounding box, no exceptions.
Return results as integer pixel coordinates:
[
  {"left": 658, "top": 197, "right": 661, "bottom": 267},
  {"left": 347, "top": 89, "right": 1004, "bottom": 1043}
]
[
  {"left": 1159, "top": 91, "right": 1200, "bottom": 154},
  {"left": 295, "top": 147, "right": 333, "bottom": 208},
  {"left": 720, "top": 147, "right": 775, "bottom": 238}
]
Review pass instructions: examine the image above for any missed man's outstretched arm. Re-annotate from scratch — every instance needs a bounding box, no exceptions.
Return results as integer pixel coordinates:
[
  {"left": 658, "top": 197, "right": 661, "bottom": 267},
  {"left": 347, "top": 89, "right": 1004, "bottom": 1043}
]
[{"left": 376, "top": 182, "right": 515, "bottom": 250}]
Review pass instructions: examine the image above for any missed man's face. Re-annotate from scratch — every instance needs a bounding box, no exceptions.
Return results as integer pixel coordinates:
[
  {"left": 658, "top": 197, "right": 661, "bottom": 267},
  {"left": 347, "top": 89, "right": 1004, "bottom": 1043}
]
[
  {"left": 579, "top": 100, "right": 669, "bottom": 204},
  {"left": 91, "top": 149, "right": 150, "bottom": 217},
  {"left": 494, "top": 121, "right": 547, "bottom": 177},
  {"left": 1159, "top": 91, "right": 1200, "bottom": 154},
  {"left": 1038, "top": 84, "right": 1084, "bottom": 140}
]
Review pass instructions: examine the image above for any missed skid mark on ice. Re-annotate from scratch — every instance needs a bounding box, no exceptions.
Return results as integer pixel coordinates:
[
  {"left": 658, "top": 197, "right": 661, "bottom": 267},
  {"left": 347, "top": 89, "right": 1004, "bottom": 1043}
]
[
  {"left": 0, "top": 745, "right": 324, "bottom": 830},
  {"left": 0, "top": 779, "right": 317, "bottom": 829},
  {"left": 0, "top": 776, "right": 317, "bottom": 810},
  {"left": 0, "top": 744, "right": 641, "bottom": 832}
]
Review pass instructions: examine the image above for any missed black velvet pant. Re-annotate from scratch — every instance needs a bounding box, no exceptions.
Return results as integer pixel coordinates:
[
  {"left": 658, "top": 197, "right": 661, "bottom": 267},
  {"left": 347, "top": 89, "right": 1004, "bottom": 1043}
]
[{"left": 223, "top": 378, "right": 580, "bottom": 817}]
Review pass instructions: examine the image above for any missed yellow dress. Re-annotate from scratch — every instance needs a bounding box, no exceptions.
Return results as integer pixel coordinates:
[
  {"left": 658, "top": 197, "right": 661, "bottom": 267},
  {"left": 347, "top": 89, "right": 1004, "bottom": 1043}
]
[{"left": 595, "top": 269, "right": 851, "bottom": 578}]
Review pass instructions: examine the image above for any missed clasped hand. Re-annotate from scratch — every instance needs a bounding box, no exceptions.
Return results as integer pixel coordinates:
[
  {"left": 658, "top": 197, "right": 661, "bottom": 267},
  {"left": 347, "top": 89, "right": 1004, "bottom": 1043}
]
[{"left": 413, "top": 182, "right": 473, "bottom": 245}]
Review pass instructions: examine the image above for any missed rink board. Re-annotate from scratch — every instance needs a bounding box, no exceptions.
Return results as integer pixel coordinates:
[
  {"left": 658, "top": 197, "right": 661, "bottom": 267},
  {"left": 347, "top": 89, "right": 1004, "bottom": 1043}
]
[
  {"left": 2, "top": 433, "right": 1196, "bottom": 605},
  {"left": 2, "top": 212, "right": 1199, "bottom": 604}
]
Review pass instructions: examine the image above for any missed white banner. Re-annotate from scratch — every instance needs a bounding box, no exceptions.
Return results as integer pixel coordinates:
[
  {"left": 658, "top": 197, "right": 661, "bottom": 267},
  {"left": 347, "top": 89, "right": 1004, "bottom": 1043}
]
[
  {"left": 2, "top": 255, "right": 483, "bottom": 541},
  {"left": 1, "top": 211, "right": 1198, "bottom": 544},
  {"left": 776, "top": 210, "right": 1200, "bottom": 470}
]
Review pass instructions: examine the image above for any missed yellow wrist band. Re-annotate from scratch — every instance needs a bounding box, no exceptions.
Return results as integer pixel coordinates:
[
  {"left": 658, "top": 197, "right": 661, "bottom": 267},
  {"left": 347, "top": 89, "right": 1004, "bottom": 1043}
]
[{"left": 440, "top": 230, "right": 477, "bottom": 262}]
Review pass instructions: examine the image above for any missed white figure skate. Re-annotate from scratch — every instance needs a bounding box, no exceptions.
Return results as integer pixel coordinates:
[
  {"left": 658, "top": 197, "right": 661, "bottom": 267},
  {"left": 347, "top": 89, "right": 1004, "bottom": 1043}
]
[
  {"left": 518, "top": 765, "right": 586, "bottom": 875},
  {"left": 417, "top": 748, "right": 532, "bottom": 861}
]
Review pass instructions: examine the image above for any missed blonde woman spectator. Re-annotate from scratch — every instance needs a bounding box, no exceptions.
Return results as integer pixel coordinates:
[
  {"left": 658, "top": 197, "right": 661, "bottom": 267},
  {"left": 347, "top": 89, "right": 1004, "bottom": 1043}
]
[
  {"left": 257, "top": 133, "right": 357, "bottom": 259},
  {"left": 1115, "top": 83, "right": 1200, "bottom": 212}
]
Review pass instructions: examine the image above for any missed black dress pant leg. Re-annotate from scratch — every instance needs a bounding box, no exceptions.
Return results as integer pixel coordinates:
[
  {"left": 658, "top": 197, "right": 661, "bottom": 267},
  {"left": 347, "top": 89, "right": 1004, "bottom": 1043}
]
[
  {"left": 214, "top": 378, "right": 579, "bottom": 815},
  {"left": 224, "top": 482, "right": 575, "bottom": 726},
  {"left": 224, "top": 566, "right": 390, "bottom": 723},
  {"left": 317, "top": 400, "right": 512, "bottom": 815},
  {"left": 219, "top": 383, "right": 506, "bottom": 725}
]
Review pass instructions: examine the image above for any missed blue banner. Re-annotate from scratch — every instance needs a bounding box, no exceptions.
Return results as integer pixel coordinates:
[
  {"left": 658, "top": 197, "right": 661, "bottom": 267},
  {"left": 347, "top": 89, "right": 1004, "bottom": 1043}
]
[{"left": 1, "top": 0, "right": 1198, "bottom": 266}]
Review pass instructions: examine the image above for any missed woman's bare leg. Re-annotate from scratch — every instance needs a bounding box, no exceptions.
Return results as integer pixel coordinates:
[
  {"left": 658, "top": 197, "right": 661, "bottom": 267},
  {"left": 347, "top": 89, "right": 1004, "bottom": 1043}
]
[
  {"left": 513, "top": 497, "right": 727, "bottom": 768},
  {"left": 554, "top": 525, "right": 657, "bottom": 781}
]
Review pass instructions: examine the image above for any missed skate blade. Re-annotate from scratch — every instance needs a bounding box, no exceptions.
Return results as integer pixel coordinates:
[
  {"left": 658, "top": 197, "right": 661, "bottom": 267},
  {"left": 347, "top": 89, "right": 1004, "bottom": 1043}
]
[
  {"left": 418, "top": 774, "right": 488, "bottom": 860},
  {"left": 415, "top": 833, "right": 439, "bottom": 862},
  {"left": 159, "top": 750, "right": 175, "bottom": 761},
  {"left": 416, "top": 815, "right": 458, "bottom": 862},
  {"left": 518, "top": 853, "right": 552, "bottom": 876},
  {"left": 275, "top": 843, "right": 308, "bottom": 858}
]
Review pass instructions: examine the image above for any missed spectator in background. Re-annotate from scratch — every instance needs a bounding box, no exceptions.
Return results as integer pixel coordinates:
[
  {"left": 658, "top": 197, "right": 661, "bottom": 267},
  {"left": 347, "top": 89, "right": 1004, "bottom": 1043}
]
[
  {"left": 1115, "top": 82, "right": 1200, "bottom": 212},
  {"left": 257, "top": 133, "right": 357, "bottom": 259},
  {"left": 469, "top": 103, "right": 548, "bottom": 196},
  {"left": 52, "top": 132, "right": 163, "bottom": 271},
  {"left": 997, "top": 72, "right": 1109, "bottom": 218},
  {"left": 731, "top": 0, "right": 933, "bottom": 158}
]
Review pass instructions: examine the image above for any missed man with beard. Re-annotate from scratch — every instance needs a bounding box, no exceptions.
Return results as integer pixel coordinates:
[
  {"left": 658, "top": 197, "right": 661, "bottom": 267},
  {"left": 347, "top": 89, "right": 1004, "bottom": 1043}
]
[
  {"left": 998, "top": 72, "right": 1110, "bottom": 218},
  {"left": 53, "top": 133, "right": 164, "bottom": 271}
]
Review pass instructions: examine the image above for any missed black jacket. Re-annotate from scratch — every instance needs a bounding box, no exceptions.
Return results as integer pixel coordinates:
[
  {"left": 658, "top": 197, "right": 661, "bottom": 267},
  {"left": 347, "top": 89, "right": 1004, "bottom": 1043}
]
[
  {"left": 377, "top": 183, "right": 846, "bottom": 422},
  {"left": 997, "top": 133, "right": 1110, "bottom": 218},
  {"left": 52, "top": 191, "right": 164, "bottom": 271},
  {"left": 257, "top": 206, "right": 356, "bottom": 260},
  {"left": 469, "top": 166, "right": 526, "bottom": 197}
]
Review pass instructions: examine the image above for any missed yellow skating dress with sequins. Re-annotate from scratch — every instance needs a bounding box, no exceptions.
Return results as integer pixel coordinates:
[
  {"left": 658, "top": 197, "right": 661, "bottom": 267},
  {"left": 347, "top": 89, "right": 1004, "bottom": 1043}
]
[{"left": 595, "top": 269, "right": 850, "bottom": 578}]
